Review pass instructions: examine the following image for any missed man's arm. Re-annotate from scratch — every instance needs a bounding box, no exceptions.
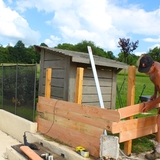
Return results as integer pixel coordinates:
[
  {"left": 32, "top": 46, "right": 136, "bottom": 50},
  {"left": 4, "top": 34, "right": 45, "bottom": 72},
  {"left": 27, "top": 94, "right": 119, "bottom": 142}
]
[
  {"left": 142, "top": 96, "right": 160, "bottom": 112},
  {"left": 150, "top": 85, "right": 157, "bottom": 100}
]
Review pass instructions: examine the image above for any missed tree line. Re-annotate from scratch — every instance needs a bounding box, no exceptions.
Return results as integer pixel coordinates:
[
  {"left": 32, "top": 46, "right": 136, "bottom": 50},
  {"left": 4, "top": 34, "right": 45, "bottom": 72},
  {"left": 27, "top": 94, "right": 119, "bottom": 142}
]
[{"left": 0, "top": 39, "right": 159, "bottom": 65}]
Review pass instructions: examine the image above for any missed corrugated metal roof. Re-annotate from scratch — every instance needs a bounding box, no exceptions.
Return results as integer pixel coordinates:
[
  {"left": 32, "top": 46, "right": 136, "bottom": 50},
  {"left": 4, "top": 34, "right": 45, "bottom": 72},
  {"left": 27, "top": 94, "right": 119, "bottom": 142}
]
[{"left": 34, "top": 45, "right": 128, "bottom": 69}]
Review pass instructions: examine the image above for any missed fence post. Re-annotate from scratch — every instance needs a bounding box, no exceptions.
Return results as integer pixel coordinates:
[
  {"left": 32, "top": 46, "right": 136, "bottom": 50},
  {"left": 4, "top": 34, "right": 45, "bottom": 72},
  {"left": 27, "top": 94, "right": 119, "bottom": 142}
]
[
  {"left": 45, "top": 68, "right": 52, "bottom": 98},
  {"left": 75, "top": 68, "right": 84, "bottom": 104},
  {"left": 124, "top": 66, "right": 136, "bottom": 155}
]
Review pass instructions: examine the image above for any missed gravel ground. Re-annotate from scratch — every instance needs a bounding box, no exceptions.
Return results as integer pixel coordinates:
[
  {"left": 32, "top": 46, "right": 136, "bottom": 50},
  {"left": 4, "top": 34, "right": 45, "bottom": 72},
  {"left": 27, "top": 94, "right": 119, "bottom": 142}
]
[{"left": 118, "top": 139, "right": 158, "bottom": 160}]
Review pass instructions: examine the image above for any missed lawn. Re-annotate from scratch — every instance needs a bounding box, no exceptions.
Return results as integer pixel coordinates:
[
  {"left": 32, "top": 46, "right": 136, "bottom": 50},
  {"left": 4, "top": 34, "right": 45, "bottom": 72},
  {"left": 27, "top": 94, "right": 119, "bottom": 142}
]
[{"left": 116, "top": 69, "right": 155, "bottom": 108}]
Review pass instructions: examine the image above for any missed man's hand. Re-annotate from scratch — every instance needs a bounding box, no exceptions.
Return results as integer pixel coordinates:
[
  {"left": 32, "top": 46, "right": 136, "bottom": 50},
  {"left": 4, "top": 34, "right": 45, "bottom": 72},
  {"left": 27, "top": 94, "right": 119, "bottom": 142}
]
[{"left": 142, "top": 101, "right": 154, "bottom": 112}]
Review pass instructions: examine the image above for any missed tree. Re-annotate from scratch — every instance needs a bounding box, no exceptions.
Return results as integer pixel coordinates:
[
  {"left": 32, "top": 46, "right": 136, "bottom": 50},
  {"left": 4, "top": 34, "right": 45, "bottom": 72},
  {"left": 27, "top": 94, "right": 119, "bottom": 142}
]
[
  {"left": 0, "top": 46, "right": 9, "bottom": 63},
  {"left": 40, "top": 43, "right": 48, "bottom": 47},
  {"left": 14, "top": 40, "right": 26, "bottom": 63},
  {"left": 55, "top": 43, "right": 75, "bottom": 50},
  {"left": 118, "top": 38, "right": 139, "bottom": 64},
  {"left": 55, "top": 40, "right": 112, "bottom": 59},
  {"left": 148, "top": 47, "right": 160, "bottom": 62},
  {"left": 106, "top": 51, "right": 116, "bottom": 59}
]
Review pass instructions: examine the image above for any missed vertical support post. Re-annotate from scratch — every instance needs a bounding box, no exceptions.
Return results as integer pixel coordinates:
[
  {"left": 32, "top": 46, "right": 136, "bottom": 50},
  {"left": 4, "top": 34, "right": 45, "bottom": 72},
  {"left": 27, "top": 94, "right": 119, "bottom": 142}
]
[
  {"left": 124, "top": 66, "right": 136, "bottom": 155},
  {"left": 75, "top": 67, "right": 84, "bottom": 104},
  {"left": 45, "top": 68, "right": 52, "bottom": 98}
]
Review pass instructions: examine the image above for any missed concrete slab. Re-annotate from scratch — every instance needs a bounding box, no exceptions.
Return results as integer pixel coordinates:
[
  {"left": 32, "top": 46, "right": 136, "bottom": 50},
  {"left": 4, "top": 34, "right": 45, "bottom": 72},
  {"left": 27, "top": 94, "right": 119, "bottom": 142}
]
[{"left": 0, "top": 130, "right": 21, "bottom": 160}]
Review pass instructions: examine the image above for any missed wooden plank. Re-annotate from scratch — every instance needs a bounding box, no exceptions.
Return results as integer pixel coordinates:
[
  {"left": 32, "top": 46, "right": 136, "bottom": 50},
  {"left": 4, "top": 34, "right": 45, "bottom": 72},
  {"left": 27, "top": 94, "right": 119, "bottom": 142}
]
[
  {"left": 82, "top": 94, "right": 111, "bottom": 102},
  {"left": 75, "top": 68, "right": 84, "bottom": 104},
  {"left": 119, "top": 124, "right": 157, "bottom": 143},
  {"left": 20, "top": 146, "right": 43, "bottom": 160},
  {"left": 43, "top": 69, "right": 65, "bottom": 79},
  {"left": 83, "top": 77, "right": 112, "bottom": 86},
  {"left": 82, "top": 86, "right": 111, "bottom": 94},
  {"left": 37, "top": 103, "right": 113, "bottom": 131},
  {"left": 51, "top": 78, "right": 64, "bottom": 87},
  {"left": 43, "top": 50, "right": 64, "bottom": 60},
  {"left": 82, "top": 101, "right": 111, "bottom": 109},
  {"left": 37, "top": 96, "right": 121, "bottom": 122},
  {"left": 45, "top": 68, "right": 52, "bottom": 98},
  {"left": 37, "top": 117, "right": 100, "bottom": 158},
  {"left": 118, "top": 103, "right": 144, "bottom": 119},
  {"left": 84, "top": 68, "right": 112, "bottom": 78},
  {"left": 42, "top": 86, "right": 64, "bottom": 98},
  {"left": 111, "top": 116, "right": 157, "bottom": 134},
  {"left": 44, "top": 60, "right": 65, "bottom": 68}
]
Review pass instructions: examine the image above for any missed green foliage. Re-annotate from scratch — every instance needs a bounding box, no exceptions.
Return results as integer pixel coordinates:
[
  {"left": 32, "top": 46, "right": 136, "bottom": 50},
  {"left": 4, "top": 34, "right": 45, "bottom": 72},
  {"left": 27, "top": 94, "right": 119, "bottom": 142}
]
[
  {"left": 55, "top": 40, "right": 116, "bottom": 59},
  {"left": 55, "top": 43, "right": 75, "bottom": 50},
  {"left": 116, "top": 69, "right": 154, "bottom": 108},
  {"left": 148, "top": 46, "right": 160, "bottom": 62},
  {"left": 2, "top": 65, "right": 37, "bottom": 106},
  {"left": 0, "top": 40, "right": 40, "bottom": 64},
  {"left": 0, "top": 39, "right": 159, "bottom": 65}
]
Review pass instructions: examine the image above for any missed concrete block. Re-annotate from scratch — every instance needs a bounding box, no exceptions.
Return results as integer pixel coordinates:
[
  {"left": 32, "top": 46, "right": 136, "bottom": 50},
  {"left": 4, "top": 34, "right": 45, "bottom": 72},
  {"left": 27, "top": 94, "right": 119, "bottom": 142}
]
[
  {"left": 0, "top": 109, "right": 37, "bottom": 143},
  {"left": 100, "top": 135, "right": 119, "bottom": 159}
]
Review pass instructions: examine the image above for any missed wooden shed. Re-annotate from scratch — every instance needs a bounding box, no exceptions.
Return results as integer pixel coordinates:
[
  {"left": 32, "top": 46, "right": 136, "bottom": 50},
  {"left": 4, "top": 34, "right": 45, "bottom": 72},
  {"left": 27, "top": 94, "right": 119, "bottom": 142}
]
[{"left": 34, "top": 45, "right": 128, "bottom": 109}]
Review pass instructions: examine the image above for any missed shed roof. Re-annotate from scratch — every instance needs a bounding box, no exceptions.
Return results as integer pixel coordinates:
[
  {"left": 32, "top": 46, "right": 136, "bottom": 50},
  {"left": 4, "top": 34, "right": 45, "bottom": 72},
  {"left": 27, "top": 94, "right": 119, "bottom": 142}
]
[{"left": 34, "top": 45, "right": 128, "bottom": 70}]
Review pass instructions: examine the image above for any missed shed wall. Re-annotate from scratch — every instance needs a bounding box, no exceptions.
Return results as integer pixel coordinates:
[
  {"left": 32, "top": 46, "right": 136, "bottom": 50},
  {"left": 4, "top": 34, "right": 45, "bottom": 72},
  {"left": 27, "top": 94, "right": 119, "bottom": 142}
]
[
  {"left": 39, "top": 49, "right": 118, "bottom": 109},
  {"left": 39, "top": 49, "right": 70, "bottom": 100},
  {"left": 82, "top": 67, "right": 116, "bottom": 109}
]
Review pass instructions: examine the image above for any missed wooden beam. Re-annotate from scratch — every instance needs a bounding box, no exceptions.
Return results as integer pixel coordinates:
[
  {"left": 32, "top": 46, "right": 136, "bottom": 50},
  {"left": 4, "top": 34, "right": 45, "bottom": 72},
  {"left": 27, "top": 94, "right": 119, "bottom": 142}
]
[
  {"left": 118, "top": 103, "right": 144, "bottom": 119},
  {"left": 119, "top": 124, "right": 157, "bottom": 143},
  {"left": 111, "top": 116, "right": 157, "bottom": 134},
  {"left": 37, "top": 96, "right": 121, "bottom": 122},
  {"left": 20, "top": 146, "right": 43, "bottom": 160},
  {"left": 124, "top": 66, "right": 136, "bottom": 155},
  {"left": 75, "top": 67, "right": 84, "bottom": 104},
  {"left": 45, "top": 68, "right": 52, "bottom": 98}
]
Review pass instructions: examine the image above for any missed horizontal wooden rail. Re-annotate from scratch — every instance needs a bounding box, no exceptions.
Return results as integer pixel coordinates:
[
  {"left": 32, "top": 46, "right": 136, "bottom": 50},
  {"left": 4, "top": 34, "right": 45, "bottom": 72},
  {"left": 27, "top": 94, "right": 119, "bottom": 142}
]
[{"left": 117, "top": 103, "right": 144, "bottom": 119}]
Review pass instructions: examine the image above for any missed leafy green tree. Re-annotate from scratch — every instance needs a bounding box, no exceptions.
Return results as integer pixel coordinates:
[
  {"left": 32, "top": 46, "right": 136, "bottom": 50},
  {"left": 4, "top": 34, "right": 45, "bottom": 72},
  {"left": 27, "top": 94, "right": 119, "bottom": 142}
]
[
  {"left": 14, "top": 40, "right": 27, "bottom": 63},
  {"left": 106, "top": 51, "right": 116, "bottom": 59},
  {"left": 40, "top": 43, "right": 48, "bottom": 47},
  {"left": 148, "top": 47, "right": 160, "bottom": 62},
  {"left": 55, "top": 40, "right": 112, "bottom": 59},
  {"left": 55, "top": 43, "right": 75, "bottom": 50},
  {"left": 0, "top": 45, "right": 9, "bottom": 63},
  {"left": 74, "top": 40, "right": 96, "bottom": 53},
  {"left": 26, "top": 46, "right": 40, "bottom": 64}
]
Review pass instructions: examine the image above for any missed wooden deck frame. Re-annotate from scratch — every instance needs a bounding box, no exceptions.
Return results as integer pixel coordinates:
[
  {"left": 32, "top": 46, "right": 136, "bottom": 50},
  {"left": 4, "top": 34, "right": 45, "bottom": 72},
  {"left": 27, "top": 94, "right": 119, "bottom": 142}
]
[{"left": 36, "top": 66, "right": 158, "bottom": 158}]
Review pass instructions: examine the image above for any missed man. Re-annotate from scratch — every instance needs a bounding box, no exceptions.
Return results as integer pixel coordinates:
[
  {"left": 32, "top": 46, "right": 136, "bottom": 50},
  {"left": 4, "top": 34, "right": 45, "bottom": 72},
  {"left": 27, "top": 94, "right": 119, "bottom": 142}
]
[{"left": 138, "top": 55, "right": 160, "bottom": 160}]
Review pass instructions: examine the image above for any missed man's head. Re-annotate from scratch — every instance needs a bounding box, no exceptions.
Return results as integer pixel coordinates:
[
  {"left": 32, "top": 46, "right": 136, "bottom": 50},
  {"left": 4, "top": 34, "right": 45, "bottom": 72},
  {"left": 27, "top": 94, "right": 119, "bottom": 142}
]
[{"left": 138, "top": 55, "right": 154, "bottom": 73}]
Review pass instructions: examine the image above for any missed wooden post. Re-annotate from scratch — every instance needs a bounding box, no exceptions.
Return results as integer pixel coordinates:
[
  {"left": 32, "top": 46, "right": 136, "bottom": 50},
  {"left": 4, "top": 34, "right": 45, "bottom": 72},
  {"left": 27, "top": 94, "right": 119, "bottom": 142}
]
[
  {"left": 75, "top": 67, "right": 84, "bottom": 104},
  {"left": 124, "top": 66, "right": 136, "bottom": 155},
  {"left": 45, "top": 68, "right": 52, "bottom": 98}
]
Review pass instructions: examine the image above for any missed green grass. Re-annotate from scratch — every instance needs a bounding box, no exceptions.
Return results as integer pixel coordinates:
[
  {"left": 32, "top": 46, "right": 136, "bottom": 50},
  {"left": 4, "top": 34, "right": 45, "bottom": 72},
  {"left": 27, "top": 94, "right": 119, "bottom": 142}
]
[{"left": 116, "top": 69, "right": 157, "bottom": 153}]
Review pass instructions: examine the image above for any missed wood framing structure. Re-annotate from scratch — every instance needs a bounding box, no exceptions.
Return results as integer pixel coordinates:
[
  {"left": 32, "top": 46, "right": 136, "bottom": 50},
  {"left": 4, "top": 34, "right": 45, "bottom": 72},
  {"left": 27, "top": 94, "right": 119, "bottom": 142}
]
[
  {"left": 36, "top": 65, "right": 158, "bottom": 158},
  {"left": 36, "top": 96, "right": 158, "bottom": 158},
  {"left": 34, "top": 45, "right": 128, "bottom": 109}
]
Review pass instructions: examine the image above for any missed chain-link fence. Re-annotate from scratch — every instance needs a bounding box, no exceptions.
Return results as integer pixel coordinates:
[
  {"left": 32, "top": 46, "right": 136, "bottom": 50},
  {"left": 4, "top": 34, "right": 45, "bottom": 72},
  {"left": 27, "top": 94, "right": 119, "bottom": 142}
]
[{"left": 0, "top": 64, "right": 37, "bottom": 122}]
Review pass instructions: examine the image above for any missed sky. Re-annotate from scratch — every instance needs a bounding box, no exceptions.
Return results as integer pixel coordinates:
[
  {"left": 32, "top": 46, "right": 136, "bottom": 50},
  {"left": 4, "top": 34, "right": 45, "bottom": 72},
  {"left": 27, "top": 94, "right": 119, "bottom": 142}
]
[{"left": 0, "top": 0, "right": 160, "bottom": 57}]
